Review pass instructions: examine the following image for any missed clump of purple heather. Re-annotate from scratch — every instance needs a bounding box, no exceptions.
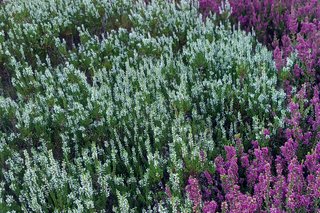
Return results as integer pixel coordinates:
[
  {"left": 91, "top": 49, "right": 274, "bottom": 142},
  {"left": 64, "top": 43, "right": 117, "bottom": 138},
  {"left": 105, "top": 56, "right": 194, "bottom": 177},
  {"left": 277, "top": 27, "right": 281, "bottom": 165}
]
[
  {"left": 186, "top": 177, "right": 202, "bottom": 211},
  {"left": 199, "top": 0, "right": 220, "bottom": 18},
  {"left": 185, "top": 139, "right": 320, "bottom": 212},
  {"left": 202, "top": 201, "right": 217, "bottom": 213},
  {"left": 284, "top": 84, "right": 320, "bottom": 160}
]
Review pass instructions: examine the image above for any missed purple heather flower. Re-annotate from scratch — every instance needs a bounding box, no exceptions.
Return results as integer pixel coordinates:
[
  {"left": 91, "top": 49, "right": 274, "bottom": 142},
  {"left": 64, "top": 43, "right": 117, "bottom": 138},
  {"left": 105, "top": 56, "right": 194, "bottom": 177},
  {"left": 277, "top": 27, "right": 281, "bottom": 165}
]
[
  {"left": 280, "top": 138, "right": 298, "bottom": 162},
  {"left": 270, "top": 207, "right": 285, "bottom": 213},
  {"left": 301, "top": 22, "right": 317, "bottom": 35},
  {"left": 204, "top": 188, "right": 212, "bottom": 198},
  {"left": 263, "top": 128, "right": 270, "bottom": 138},
  {"left": 293, "top": 64, "right": 303, "bottom": 78},
  {"left": 251, "top": 140, "right": 259, "bottom": 149},
  {"left": 302, "top": 131, "right": 312, "bottom": 145},
  {"left": 204, "top": 171, "right": 213, "bottom": 185},
  {"left": 202, "top": 201, "right": 217, "bottom": 213},
  {"left": 289, "top": 101, "right": 299, "bottom": 113},
  {"left": 281, "top": 35, "right": 293, "bottom": 59},
  {"left": 215, "top": 155, "right": 226, "bottom": 175},
  {"left": 274, "top": 46, "right": 284, "bottom": 71},
  {"left": 186, "top": 177, "right": 202, "bottom": 211},
  {"left": 287, "top": 10, "right": 298, "bottom": 33},
  {"left": 225, "top": 146, "right": 237, "bottom": 161},
  {"left": 240, "top": 154, "right": 249, "bottom": 168}
]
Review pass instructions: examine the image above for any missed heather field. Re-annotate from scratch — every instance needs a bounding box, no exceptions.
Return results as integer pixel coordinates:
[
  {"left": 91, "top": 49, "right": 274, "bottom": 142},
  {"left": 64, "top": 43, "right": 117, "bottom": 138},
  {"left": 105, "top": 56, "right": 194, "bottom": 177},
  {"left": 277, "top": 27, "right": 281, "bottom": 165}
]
[{"left": 0, "top": 0, "right": 319, "bottom": 212}]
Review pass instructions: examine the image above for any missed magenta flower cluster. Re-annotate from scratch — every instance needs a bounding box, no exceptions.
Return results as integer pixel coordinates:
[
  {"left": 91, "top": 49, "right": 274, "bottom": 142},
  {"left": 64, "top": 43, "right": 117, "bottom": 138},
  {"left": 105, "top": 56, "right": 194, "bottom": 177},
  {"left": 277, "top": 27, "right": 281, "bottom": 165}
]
[{"left": 186, "top": 140, "right": 320, "bottom": 212}]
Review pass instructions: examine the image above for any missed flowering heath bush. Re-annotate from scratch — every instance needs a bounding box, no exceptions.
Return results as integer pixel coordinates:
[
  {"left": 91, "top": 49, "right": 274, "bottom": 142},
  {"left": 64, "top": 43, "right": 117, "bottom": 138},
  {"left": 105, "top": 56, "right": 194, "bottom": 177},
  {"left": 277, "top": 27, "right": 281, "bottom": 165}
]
[
  {"left": 186, "top": 1, "right": 320, "bottom": 212},
  {"left": 200, "top": 0, "right": 320, "bottom": 88},
  {"left": 184, "top": 139, "right": 320, "bottom": 212},
  {"left": 0, "top": 0, "right": 317, "bottom": 212}
]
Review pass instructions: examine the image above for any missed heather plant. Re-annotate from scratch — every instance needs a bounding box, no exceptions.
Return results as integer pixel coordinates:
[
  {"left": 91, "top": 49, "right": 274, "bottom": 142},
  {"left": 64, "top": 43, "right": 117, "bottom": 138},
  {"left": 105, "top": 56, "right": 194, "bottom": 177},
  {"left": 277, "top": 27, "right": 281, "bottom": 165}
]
[
  {"left": 199, "top": 0, "right": 320, "bottom": 88},
  {"left": 0, "top": 0, "right": 287, "bottom": 212},
  {"left": 195, "top": 2, "right": 320, "bottom": 211},
  {"left": 180, "top": 65, "right": 320, "bottom": 212},
  {"left": 180, "top": 83, "right": 320, "bottom": 212},
  {"left": 183, "top": 140, "right": 320, "bottom": 212}
]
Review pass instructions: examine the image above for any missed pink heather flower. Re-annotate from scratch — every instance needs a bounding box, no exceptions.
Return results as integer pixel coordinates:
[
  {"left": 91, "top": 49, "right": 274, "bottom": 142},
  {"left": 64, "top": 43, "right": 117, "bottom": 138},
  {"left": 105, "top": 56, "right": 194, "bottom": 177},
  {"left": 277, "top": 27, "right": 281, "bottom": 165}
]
[
  {"left": 315, "top": 143, "right": 320, "bottom": 157},
  {"left": 193, "top": 133, "right": 320, "bottom": 211},
  {"left": 246, "top": 147, "right": 271, "bottom": 187},
  {"left": 226, "top": 157, "right": 238, "bottom": 190},
  {"left": 199, "top": 141, "right": 320, "bottom": 211},
  {"left": 272, "top": 172, "right": 287, "bottom": 209},
  {"left": 216, "top": 149, "right": 239, "bottom": 194},
  {"left": 284, "top": 80, "right": 293, "bottom": 96},
  {"left": 287, "top": 193, "right": 296, "bottom": 210},
  {"left": 186, "top": 177, "right": 202, "bottom": 210},
  {"left": 202, "top": 201, "right": 217, "bottom": 213},
  {"left": 305, "top": 144, "right": 320, "bottom": 173}
]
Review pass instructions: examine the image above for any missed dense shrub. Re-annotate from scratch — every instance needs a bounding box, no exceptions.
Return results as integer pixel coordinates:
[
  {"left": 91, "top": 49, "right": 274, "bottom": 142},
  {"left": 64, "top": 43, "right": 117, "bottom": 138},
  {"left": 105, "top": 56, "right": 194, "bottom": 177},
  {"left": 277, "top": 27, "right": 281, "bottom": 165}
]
[
  {"left": 185, "top": 141, "right": 320, "bottom": 212},
  {"left": 0, "top": 0, "right": 286, "bottom": 212},
  {"left": 193, "top": 1, "right": 320, "bottom": 212},
  {"left": 200, "top": 0, "right": 320, "bottom": 88},
  {"left": 183, "top": 85, "right": 320, "bottom": 212}
]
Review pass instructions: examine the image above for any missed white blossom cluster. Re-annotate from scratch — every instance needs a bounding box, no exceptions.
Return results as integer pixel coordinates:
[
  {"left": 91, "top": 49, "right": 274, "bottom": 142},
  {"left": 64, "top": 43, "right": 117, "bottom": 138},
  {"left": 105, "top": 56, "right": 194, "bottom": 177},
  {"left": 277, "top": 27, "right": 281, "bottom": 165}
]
[{"left": 0, "top": 0, "right": 287, "bottom": 212}]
